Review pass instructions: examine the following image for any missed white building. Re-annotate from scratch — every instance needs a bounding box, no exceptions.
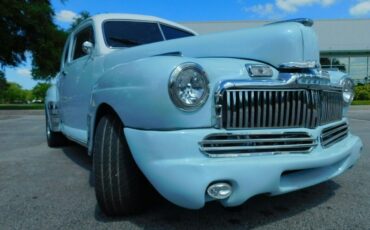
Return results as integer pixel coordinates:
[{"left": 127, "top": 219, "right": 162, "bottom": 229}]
[{"left": 182, "top": 18, "right": 370, "bottom": 83}]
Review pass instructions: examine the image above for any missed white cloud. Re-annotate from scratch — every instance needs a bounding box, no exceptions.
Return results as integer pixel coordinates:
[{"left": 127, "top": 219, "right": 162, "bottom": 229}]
[
  {"left": 55, "top": 10, "right": 77, "bottom": 23},
  {"left": 350, "top": 0, "right": 370, "bottom": 16},
  {"left": 244, "top": 3, "right": 286, "bottom": 19},
  {"left": 244, "top": 0, "right": 337, "bottom": 17},
  {"left": 16, "top": 68, "right": 31, "bottom": 77},
  {"left": 276, "top": 0, "right": 337, "bottom": 12},
  {"left": 245, "top": 3, "right": 275, "bottom": 17}
]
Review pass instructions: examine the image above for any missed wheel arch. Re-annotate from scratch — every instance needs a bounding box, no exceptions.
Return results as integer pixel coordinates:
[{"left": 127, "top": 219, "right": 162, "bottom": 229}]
[{"left": 88, "top": 102, "right": 123, "bottom": 155}]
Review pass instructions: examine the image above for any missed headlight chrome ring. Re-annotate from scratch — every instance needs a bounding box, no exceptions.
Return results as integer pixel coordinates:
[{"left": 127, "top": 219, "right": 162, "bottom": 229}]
[
  {"left": 168, "top": 62, "right": 209, "bottom": 111},
  {"left": 340, "top": 77, "right": 355, "bottom": 105}
]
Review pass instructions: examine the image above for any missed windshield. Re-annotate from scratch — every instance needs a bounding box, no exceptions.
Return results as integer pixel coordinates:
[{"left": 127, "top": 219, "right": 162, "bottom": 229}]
[{"left": 103, "top": 20, "right": 194, "bottom": 48}]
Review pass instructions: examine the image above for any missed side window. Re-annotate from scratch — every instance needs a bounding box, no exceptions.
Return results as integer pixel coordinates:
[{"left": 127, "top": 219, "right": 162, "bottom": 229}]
[
  {"left": 161, "top": 24, "right": 194, "bottom": 40},
  {"left": 72, "top": 26, "right": 95, "bottom": 60}
]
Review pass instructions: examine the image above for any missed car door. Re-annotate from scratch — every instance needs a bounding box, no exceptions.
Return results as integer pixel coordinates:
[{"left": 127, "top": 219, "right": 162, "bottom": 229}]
[{"left": 59, "top": 23, "right": 95, "bottom": 143}]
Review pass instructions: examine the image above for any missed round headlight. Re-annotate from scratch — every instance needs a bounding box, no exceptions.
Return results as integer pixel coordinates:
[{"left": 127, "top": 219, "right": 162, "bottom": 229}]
[
  {"left": 340, "top": 78, "right": 355, "bottom": 105},
  {"left": 168, "top": 63, "right": 209, "bottom": 111}
]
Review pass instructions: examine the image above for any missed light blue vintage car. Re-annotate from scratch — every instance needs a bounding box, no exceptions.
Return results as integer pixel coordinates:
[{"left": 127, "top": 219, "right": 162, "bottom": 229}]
[{"left": 45, "top": 14, "right": 363, "bottom": 216}]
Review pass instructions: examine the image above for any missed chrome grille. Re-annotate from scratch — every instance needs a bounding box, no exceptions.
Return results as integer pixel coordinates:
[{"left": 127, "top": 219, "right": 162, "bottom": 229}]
[
  {"left": 321, "top": 122, "right": 348, "bottom": 148},
  {"left": 199, "top": 132, "right": 317, "bottom": 157},
  {"left": 216, "top": 89, "right": 343, "bottom": 129}
]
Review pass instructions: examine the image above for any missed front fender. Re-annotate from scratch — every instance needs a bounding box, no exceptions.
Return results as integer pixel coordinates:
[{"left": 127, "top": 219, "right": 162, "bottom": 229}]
[{"left": 90, "top": 56, "right": 215, "bottom": 131}]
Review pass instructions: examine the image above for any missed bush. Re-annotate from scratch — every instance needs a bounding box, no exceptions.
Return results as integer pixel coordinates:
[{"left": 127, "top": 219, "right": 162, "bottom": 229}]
[
  {"left": 356, "top": 90, "right": 370, "bottom": 100},
  {"left": 354, "top": 84, "right": 370, "bottom": 100}
]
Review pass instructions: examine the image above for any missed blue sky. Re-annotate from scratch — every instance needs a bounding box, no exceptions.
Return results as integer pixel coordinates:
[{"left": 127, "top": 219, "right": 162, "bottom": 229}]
[{"left": 5, "top": 0, "right": 370, "bottom": 89}]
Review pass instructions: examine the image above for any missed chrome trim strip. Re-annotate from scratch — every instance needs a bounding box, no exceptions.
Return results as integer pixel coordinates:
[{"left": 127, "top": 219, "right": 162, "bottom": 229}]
[
  {"left": 267, "top": 18, "right": 314, "bottom": 27},
  {"left": 321, "top": 125, "right": 348, "bottom": 139},
  {"left": 322, "top": 132, "right": 347, "bottom": 146},
  {"left": 199, "top": 132, "right": 317, "bottom": 158},
  {"left": 201, "top": 137, "right": 314, "bottom": 145},
  {"left": 321, "top": 122, "right": 349, "bottom": 148},
  {"left": 201, "top": 144, "right": 316, "bottom": 152},
  {"left": 279, "top": 61, "right": 317, "bottom": 69},
  {"left": 216, "top": 79, "right": 340, "bottom": 92}
]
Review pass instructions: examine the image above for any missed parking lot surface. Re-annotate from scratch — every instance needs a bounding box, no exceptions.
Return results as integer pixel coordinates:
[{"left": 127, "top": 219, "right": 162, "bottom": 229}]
[{"left": 0, "top": 108, "right": 369, "bottom": 230}]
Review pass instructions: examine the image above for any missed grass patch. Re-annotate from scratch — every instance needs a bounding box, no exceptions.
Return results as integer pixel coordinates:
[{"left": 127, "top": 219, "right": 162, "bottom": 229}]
[
  {"left": 352, "top": 100, "right": 370, "bottom": 105},
  {"left": 0, "top": 104, "right": 44, "bottom": 110}
]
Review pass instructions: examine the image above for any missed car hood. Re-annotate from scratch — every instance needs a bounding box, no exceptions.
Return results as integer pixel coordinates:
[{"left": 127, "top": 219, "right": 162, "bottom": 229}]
[{"left": 104, "top": 22, "right": 319, "bottom": 69}]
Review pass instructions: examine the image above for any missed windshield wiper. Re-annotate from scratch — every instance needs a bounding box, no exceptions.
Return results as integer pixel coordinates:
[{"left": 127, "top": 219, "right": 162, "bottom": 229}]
[{"left": 108, "top": 36, "right": 141, "bottom": 47}]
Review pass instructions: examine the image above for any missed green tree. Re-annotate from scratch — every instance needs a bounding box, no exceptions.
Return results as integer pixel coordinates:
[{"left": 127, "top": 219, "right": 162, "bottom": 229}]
[
  {"left": 0, "top": 71, "right": 7, "bottom": 90},
  {"left": 4, "top": 83, "right": 27, "bottom": 103},
  {"left": 0, "top": 71, "right": 9, "bottom": 103},
  {"left": 32, "top": 82, "right": 51, "bottom": 100},
  {"left": 24, "top": 90, "right": 34, "bottom": 102},
  {"left": 0, "top": 0, "right": 67, "bottom": 80},
  {"left": 0, "top": 2, "right": 91, "bottom": 80}
]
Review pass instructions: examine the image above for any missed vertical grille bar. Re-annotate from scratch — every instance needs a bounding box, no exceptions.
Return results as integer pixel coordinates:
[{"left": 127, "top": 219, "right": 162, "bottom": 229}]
[
  {"left": 268, "top": 91, "right": 273, "bottom": 127},
  {"left": 301, "top": 90, "right": 306, "bottom": 127},
  {"left": 284, "top": 91, "right": 290, "bottom": 126},
  {"left": 291, "top": 91, "right": 296, "bottom": 127},
  {"left": 251, "top": 91, "right": 255, "bottom": 128},
  {"left": 256, "top": 91, "right": 263, "bottom": 127},
  {"left": 246, "top": 91, "right": 251, "bottom": 127},
  {"left": 238, "top": 91, "right": 243, "bottom": 128},
  {"left": 262, "top": 91, "right": 267, "bottom": 127},
  {"left": 231, "top": 91, "right": 236, "bottom": 127},
  {"left": 226, "top": 91, "right": 231, "bottom": 128},
  {"left": 279, "top": 91, "right": 284, "bottom": 127},
  {"left": 296, "top": 91, "right": 302, "bottom": 126},
  {"left": 311, "top": 90, "right": 318, "bottom": 128}
]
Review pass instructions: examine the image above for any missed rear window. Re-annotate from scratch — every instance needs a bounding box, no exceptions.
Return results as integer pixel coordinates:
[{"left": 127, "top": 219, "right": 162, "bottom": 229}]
[
  {"left": 161, "top": 24, "right": 194, "bottom": 40},
  {"left": 103, "top": 21, "right": 164, "bottom": 48}
]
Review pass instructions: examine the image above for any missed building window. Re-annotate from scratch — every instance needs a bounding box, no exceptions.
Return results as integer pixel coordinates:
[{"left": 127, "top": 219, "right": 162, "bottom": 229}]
[
  {"left": 350, "top": 56, "right": 367, "bottom": 81},
  {"left": 320, "top": 57, "right": 331, "bottom": 69},
  {"left": 332, "top": 57, "right": 349, "bottom": 72},
  {"left": 320, "top": 54, "right": 370, "bottom": 83}
]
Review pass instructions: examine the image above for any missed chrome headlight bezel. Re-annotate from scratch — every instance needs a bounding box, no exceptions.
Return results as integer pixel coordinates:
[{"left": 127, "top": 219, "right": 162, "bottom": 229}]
[
  {"left": 340, "top": 77, "right": 355, "bottom": 105},
  {"left": 168, "top": 63, "right": 210, "bottom": 111}
]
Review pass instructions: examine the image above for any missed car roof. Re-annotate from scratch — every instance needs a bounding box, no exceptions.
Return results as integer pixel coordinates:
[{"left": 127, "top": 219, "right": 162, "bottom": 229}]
[{"left": 89, "top": 13, "right": 198, "bottom": 35}]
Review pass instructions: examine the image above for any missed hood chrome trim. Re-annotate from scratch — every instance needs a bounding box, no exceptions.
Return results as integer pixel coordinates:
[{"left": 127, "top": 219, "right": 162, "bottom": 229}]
[
  {"left": 268, "top": 18, "right": 314, "bottom": 27},
  {"left": 215, "top": 72, "right": 340, "bottom": 93},
  {"left": 279, "top": 61, "right": 319, "bottom": 69}
]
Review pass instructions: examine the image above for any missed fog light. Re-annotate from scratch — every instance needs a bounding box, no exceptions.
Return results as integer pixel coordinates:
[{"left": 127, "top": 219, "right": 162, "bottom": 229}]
[{"left": 207, "top": 182, "right": 232, "bottom": 199}]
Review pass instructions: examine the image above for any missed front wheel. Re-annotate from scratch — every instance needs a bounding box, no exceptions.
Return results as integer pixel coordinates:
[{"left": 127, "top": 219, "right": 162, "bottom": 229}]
[{"left": 93, "top": 114, "right": 148, "bottom": 216}]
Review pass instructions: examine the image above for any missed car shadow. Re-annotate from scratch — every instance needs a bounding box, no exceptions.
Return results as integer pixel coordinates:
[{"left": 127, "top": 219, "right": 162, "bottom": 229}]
[
  {"left": 61, "top": 144, "right": 94, "bottom": 187},
  {"left": 93, "top": 180, "right": 339, "bottom": 229},
  {"left": 61, "top": 145, "right": 340, "bottom": 229}
]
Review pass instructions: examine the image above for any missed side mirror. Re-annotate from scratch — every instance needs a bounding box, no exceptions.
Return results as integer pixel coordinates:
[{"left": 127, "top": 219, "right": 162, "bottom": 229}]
[{"left": 82, "top": 41, "right": 94, "bottom": 55}]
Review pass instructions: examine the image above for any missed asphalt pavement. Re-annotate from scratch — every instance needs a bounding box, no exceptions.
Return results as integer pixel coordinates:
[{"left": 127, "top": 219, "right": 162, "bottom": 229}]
[{"left": 0, "top": 108, "right": 369, "bottom": 230}]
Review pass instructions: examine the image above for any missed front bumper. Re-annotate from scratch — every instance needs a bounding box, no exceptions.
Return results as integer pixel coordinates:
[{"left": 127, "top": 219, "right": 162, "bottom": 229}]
[{"left": 124, "top": 121, "right": 363, "bottom": 209}]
